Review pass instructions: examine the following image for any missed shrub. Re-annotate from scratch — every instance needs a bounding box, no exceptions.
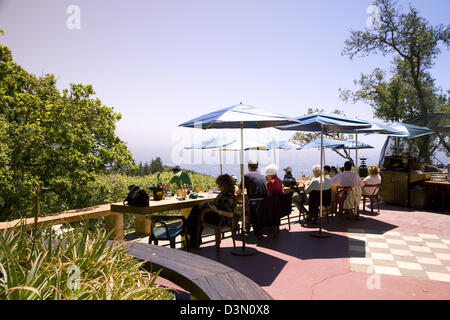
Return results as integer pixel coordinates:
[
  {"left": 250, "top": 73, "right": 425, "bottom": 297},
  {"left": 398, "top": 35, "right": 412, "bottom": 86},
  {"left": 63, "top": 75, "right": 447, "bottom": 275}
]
[{"left": 0, "top": 225, "right": 175, "bottom": 300}]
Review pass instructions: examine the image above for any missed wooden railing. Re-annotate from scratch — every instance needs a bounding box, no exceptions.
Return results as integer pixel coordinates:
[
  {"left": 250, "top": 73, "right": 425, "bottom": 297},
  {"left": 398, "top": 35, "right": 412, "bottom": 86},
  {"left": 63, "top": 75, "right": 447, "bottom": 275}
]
[{"left": 0, "top": 203, "right": 124, "bottom": 240}]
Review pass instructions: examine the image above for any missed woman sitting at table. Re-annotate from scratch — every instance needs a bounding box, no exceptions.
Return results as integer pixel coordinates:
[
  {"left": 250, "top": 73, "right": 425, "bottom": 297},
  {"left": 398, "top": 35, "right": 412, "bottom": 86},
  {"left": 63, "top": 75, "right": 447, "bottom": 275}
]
[
  {"left": 265, "top": 164, "right": 284, "bottom": 196},
  {"left": 362, "top": 165, "right": 382, "bottom": 196},
  {"left": 186, "top": 174, "right": 236, "bottom": 248}
]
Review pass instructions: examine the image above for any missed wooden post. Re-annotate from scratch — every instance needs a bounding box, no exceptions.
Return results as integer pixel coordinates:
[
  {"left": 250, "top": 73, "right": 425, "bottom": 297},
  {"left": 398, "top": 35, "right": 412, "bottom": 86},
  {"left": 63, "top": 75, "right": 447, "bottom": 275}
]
[
  {"left": 135, "top": 214, "right": 151, "bottom": 235},
  {"left": 105, "top": 212, "right": 124, "bottom": 240}
]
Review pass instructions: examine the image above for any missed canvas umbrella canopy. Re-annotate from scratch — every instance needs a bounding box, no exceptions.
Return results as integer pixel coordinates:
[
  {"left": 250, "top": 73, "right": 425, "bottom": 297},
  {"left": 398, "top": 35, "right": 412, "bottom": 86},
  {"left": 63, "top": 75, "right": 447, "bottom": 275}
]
[
  {"left": 210, "top": 140, "right": 268, "bottom": 175},
  {"left": 179, "top": 103, "right": 300, "bottom": 255},
  {"left": 328, "top": 140, "right": 374, "bottom": 150},
  {"left": 302, "top": 138, "right": 373, "bottom": 163},
  {"left": 184, "top": 136, "right": 237, "bottom": 175},
  {"left": 265, "top": 138, "right": 300, "bottom": 164},
  {"left": 361, "top": 121, "right": 434, "bottom": 160},
  {"left": 386, "top": 122, "right": 434, "bottom": 138},
  {"left": 277, "top": 112, "right": 372, "bottom": 237}
]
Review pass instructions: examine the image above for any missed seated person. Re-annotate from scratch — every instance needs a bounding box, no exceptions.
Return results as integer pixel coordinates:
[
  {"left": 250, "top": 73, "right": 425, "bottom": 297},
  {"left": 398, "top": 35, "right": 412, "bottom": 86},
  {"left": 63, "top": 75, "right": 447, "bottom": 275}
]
[
  {"left": 164, "top": 166, "right": 192, "bottom": 189},
  {"left": 237, "top": 160, "right": 268, "bottom": 237},
  {"left": 230, "top": 175, "right": 240, "bottom": 194},
  {"left": 323, "top": 165, "right": 331, "bottom": 178},
  {"left": 282, "top": 167, "right": 297, "bottom": 187},
  {"left": 362, "top": 165, "right": 382, "bottom": 196},
  {"left": 265, "top": 164, "right": 283, "bottom": 196},
  {"left": 330, "top": 166, "right": 338, "bottom": 178},
  {"left": 331, "top": 161, "right": 363, "bottom": 212},
  {"left": 331, "top": 161, "right": 364, "bottom": 188},
  {"left": 281, "top": 167, "right": 308, "bottom": 216},
  {"left": 186, "top": 174, "right": 236, "bottom": 248},
  {"left": 301, "top": 165, "right": 331, "bottom": 224}
]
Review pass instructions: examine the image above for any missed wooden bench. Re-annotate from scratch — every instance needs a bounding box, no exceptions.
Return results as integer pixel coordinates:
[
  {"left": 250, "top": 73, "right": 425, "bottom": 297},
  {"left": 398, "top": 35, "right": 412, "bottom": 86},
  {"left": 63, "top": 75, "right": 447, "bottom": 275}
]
[{"left": 126, "top": 242, "right": 272, "bottom": 300}]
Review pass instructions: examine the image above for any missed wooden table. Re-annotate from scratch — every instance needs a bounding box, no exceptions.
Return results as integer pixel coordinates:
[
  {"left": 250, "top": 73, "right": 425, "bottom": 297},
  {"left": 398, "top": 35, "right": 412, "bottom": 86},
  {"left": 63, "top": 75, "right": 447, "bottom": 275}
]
[{"left": 110, "top": 193, "right": 217, "bottom": 237}]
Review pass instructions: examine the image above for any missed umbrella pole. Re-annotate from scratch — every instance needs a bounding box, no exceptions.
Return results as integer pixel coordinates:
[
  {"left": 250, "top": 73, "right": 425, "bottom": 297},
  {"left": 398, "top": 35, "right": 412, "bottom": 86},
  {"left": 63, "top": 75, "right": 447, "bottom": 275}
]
[
  {"left": 232, "top": 121, "right": 257, "bottom": 256},
  {"left": 219, "top": 148, "right": 223, "bottom": 176},
  {"left": 310, "top": 125, "right": 332, "bottom": 238},
  {"left": 355, "top": 131, "right": 358, "bottom": 173},
  {"left": 273, "top": 148, "right": 276, "bottom": 164},
  {"left": 319, "top": 128, "right": 323, "bottom": 233}
]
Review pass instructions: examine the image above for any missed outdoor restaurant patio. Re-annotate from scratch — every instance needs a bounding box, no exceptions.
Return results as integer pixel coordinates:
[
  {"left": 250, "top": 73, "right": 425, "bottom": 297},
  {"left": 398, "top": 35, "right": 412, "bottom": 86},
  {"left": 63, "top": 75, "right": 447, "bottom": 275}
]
[{"left": 135, "top": 202, "right": 450, "bottom": 300}]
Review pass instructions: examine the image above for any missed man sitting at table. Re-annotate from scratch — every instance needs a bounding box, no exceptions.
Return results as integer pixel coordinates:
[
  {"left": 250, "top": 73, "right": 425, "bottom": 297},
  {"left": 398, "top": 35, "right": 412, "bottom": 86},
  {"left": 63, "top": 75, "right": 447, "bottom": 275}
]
[
  {"left": 164, "top": 166, "right": 192, "bottom": 189},
  {"left": 237, "top": 159, "right": 268, "bottom": 238},
  {"left": 331, "top": 161, "right": 363, "bottom": 213},
  {"left": 299, "top": 165, "right": 331, "bottom": 225}
]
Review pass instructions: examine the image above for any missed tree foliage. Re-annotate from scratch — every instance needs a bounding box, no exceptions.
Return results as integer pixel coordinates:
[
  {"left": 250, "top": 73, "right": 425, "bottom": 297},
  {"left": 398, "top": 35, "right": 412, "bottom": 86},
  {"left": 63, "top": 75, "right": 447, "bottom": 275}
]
[
  {"left": 0, "top": 37, "right": 135, "bottom": 220},
  {"left": 340, "top": 0, "right": 450, "bottom": 160},
  {"left": 121, "top": 157, "right": 164, "bottom": 176}
]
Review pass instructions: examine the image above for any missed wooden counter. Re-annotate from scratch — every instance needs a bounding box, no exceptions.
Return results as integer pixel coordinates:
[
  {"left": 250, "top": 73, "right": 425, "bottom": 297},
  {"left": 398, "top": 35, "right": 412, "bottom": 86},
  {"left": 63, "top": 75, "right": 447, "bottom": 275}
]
[{"left": 380, "top": 171, "right": 432, "bottom": 207}]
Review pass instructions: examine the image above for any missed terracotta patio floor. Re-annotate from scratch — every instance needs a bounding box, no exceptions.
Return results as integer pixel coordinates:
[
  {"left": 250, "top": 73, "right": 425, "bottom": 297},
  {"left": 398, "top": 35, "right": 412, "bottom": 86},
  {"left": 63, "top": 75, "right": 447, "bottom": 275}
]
[{"left": 137, "top": 204, "right": 450, "bottom": 300}]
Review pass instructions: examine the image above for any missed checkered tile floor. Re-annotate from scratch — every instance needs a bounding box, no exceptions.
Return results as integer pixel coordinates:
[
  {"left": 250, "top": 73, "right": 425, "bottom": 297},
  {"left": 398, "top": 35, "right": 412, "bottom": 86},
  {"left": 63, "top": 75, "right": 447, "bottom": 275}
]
[{"left": 348, "top": 228, "right": 450, "bottom": 283}]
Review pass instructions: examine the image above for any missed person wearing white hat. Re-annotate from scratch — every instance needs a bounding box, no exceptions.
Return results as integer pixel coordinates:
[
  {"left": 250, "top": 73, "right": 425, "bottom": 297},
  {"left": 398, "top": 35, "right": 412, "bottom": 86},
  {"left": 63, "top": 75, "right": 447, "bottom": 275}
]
[{"left": 265, "top": 164, "right": 283, "bottom": 196}]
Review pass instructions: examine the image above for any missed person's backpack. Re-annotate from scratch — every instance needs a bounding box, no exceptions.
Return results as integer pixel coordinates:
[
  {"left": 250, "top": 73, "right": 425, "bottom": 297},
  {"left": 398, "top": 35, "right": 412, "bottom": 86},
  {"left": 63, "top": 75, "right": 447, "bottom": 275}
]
[{"left": 124, "top": 185, "right": 149, "bottom": 207}]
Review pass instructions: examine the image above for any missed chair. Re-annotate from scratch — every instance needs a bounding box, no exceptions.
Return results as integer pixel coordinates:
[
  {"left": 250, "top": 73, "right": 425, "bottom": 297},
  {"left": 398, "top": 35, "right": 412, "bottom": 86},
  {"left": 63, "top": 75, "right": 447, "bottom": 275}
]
[
  {"left": 197, "top": 210, "right": 236, "bottom": 250},
  {"left": 334, "top": 186, "right": 363, "bottom": 220},
  {"left": 148, "top": 215, "right": 189, "bottom": 251},
  {"left": 333, "top": 187, "right": 354, "bottom": 218},
  {"left": 308, "top": 189, "right": 332, "bottom": 224},
  {"left": 362, "top": 184, "right": 381, "bottom": 214},
  {"left": 279, "top": 192, "right": 294, "bottom": 230},
  {"left": 232, "top": 200, "right": 249, "bottom": 235}
]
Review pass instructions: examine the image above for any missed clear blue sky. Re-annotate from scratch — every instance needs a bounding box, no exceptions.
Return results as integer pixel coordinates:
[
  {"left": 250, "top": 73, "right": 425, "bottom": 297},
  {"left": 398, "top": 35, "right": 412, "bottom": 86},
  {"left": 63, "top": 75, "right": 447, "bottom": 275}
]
[{"left": 1, "top": 0, "right": 449, "bottom": 176}]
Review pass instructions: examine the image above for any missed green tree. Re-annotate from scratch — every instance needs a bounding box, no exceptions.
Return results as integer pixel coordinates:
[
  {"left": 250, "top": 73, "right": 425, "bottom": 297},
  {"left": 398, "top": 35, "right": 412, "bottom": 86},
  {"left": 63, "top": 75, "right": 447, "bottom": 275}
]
[
  {"left": 289, "top": 108, "right": 355, "bottom": 165},
  {"left": 341, "top": 0, "right": 449, "bottom": 161},
  {"left": 150, "top": 157, "right": 164, "bottom": 174},
  {"left": 0, "top": 36, "right": 135, "bottom": 220}
]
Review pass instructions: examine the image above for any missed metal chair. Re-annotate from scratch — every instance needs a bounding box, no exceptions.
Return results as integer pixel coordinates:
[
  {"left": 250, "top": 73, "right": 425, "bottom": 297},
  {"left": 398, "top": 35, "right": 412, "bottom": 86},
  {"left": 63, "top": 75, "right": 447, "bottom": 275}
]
[
  {"left": 148, "top": 215, "right": 189, "bottom": 251},
  {"left": 197, "top": 210, "right": 236, "bottom": 250},
  {"left": 279, "top": 192, "right": 294, "bottom": 230},
  {"left": 334, "top": 187, "right": 354, "bottom": 219},
  {"left": 362, "top": 184, "right": 381, "bottom": 214}
]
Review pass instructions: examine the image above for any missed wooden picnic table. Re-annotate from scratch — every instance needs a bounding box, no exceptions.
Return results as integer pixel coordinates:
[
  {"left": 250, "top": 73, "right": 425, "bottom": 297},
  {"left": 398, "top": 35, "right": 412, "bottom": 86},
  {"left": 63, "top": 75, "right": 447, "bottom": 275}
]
[{"left": 110, "top": 192, "right": 217, "bottom": 237}]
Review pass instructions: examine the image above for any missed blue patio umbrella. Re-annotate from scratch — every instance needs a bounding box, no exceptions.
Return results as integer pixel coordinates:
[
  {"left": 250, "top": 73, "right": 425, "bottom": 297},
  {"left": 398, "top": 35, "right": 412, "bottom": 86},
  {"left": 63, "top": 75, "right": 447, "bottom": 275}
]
[
  {"left": 265, "top": 138, "right": 300, "bottom": 164},
  {"left": 185, "top": 138, "right": 269, "bottom": 175},
  {"left": 302, "top": 138, "right": 373, "bottom": 150},
  {"left": 185, "top": 137, "right": 237, "bottom": 175},
  {"left": 357, "top": 122, "right": 403, "bottom": 135},
  {"left": 386, "top": 122, "right": 434, "bottom": 138},
  {"left": 277, "top": 112, "right": 372, "bottom": 237},
  {"left": 180, "top": 103, "right": 300, "bottom": 255},
  {"left": 329, "top": 140, "right": 374, "bottom": 150},
  {"left": 360, "top": 121, "right": 433, "bottom": 156}
]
